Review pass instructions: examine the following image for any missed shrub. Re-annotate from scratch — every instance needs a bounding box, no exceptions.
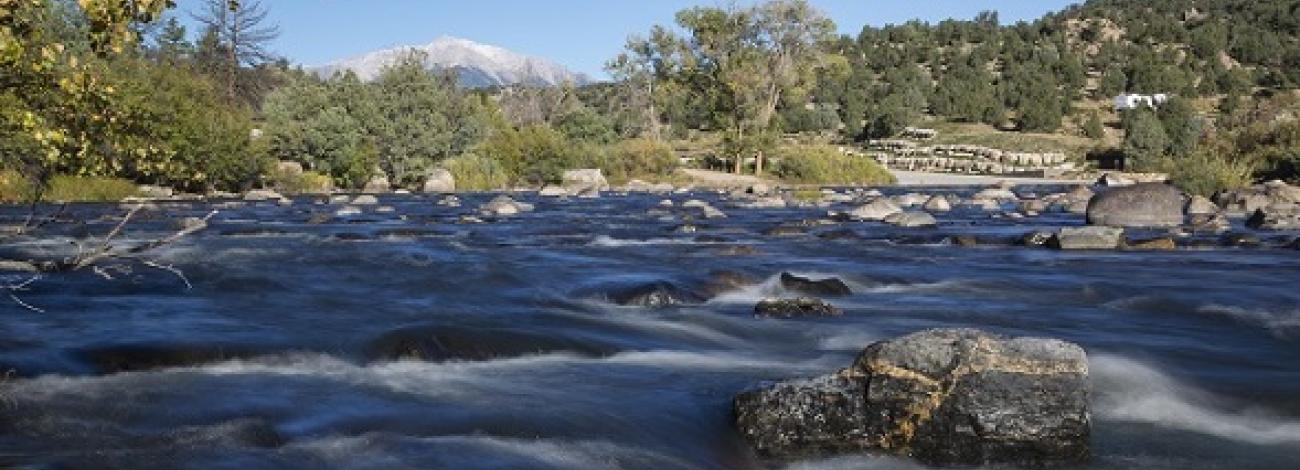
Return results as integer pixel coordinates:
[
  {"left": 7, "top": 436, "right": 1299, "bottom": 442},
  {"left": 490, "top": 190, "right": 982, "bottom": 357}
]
[
  {"left": 1148, "top": 150, "right": 1256, "bottom": 197},
  {"left": 772, "top": 145, "right": 897, "bottom": 185},
  {"left": 600, "top": 138, "right": 679, "bottom": 183},
  {"left": 270, "top": 167, "right": 334, "bottom": 194},
  {"left": 442, "top": 153, "right": 511, "bottom": 191},
  {"left": 42, "top": 175, "right": 139, "bottom": 202}
]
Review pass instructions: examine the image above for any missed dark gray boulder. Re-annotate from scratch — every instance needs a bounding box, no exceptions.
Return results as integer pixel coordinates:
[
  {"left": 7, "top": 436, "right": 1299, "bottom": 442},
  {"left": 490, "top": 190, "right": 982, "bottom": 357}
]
[
  {"left": 779, "top": 272, "right": 852, "bottom": 297},
  {"left": 734, "top": 328, "right": 1090, "bottom": 466},
  {"left": 1246, "top": 207, "right": 1300, "bottom": 230},
  {"left": 1086, "top": 183, "right": 1185, "bottom": 227},
  {"left": 754, "top": 298, "right": 843, "bottom": 318}
]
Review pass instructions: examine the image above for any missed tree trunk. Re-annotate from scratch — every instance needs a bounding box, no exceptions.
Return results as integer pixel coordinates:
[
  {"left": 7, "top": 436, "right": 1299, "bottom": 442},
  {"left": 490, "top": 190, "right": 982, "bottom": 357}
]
[{"left": 755, "top": 149, "right": 764, "bottom": 176}]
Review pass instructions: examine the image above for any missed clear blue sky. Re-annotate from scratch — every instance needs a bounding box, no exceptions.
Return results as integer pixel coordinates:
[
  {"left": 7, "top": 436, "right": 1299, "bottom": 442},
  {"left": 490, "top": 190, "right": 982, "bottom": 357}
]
[{"left": 170, "top": 0, "right": 1078, "bottom": 78}]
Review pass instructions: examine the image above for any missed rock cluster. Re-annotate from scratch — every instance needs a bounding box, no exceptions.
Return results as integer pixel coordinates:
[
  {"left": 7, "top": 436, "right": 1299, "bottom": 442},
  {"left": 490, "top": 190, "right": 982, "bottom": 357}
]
[{"left": 734, "top": 329, "right": 1090, "bottom": 466}]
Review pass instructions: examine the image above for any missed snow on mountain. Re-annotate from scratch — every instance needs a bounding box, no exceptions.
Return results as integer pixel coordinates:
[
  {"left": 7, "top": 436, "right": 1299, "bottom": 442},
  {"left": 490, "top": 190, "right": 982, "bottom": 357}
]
[{"left": 311, "top": 36, "right": 592, "bottom": 88}]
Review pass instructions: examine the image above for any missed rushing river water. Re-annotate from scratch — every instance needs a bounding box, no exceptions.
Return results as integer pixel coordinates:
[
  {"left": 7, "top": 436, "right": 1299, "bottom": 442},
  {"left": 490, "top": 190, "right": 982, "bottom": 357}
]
[{"left": 1, "top": 189, "right": 1298, "bottom": 469}]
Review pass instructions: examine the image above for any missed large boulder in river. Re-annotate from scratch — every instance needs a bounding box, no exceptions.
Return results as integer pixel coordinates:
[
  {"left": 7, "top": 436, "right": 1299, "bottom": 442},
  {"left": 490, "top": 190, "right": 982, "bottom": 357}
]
[
  {"left": 734, "top": 328, "right": 1090, "bottom": 466},
  {"left": 422, "top": 168, "right": 456, "bottom": 193},
  {"left": 1086, "top": 183, "right": 1185, "bottom": 227}
]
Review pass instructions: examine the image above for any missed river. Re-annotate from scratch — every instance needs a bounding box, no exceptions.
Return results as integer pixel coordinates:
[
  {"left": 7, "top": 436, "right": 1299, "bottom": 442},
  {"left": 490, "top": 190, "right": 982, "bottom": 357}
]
[{"left": 1, "top": 189, "right": 1297, "bottom": 469}]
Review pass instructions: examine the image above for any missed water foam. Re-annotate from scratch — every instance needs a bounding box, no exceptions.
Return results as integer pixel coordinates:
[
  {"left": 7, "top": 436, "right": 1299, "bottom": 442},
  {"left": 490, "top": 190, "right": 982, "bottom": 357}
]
[
  {"left": 1195, "top": 304, "right": 1300, "bottom": 338},
  {"left": 1092, "top": 354, "right": 1300, "bottom": 446}
]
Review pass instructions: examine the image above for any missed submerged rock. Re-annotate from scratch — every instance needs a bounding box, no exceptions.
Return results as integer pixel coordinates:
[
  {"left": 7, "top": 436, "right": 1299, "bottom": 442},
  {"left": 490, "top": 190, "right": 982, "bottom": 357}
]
[
  {"left": 366, "top": 324, "right": 616, "bottom": 362},
  {"left": 1086, "top": 183, "right": 1185, "bottom": 227},
  {"left": 1051, "top": 226, "right": 1124, "bottom": 250},
  {"left": 75, "top": 343, "right": 266, "bottom": 374},
  {"left": 734, "top": 328, "right": 1090, "bottom": 466},
  {"left": 1125, "top": 237, "right": 1177, "bottom": 251},
  {"left": 779, "top": 272, "right": 852, "bottom": 297},
  {"left": 754, "top": 297, "right": 842, "bottom": 318}
]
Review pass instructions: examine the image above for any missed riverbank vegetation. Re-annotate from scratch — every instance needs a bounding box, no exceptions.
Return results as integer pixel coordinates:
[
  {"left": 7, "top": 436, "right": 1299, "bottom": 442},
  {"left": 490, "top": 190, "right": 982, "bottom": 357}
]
[{"left": 2, "top": 0, "right": 1299, "bottom": 201}]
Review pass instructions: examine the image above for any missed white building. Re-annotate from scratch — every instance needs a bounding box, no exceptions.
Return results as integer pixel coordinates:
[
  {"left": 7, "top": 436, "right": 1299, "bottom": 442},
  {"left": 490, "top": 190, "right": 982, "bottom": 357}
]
[{"left": 1113, "top": 93, "right": 1169, "bottom": 110}]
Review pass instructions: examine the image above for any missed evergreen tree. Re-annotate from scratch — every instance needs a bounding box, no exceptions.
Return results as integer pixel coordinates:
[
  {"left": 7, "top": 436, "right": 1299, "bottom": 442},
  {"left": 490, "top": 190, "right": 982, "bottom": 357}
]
[{"left": 1123, "top": 109, "right": 1169, "bottom": 167}]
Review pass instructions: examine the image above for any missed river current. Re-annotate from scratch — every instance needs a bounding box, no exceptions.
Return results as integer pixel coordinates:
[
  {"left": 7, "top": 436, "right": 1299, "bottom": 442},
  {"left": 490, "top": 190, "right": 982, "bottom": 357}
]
[{"left": 1, "top": 189, "right": 1297, "bottom": 469}]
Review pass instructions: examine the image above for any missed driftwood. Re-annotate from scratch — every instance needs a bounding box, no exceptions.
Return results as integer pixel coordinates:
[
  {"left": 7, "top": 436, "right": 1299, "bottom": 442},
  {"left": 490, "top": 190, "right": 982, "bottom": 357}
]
[{"left": 3, "top": 204, "right": 218, "bottom": 312}]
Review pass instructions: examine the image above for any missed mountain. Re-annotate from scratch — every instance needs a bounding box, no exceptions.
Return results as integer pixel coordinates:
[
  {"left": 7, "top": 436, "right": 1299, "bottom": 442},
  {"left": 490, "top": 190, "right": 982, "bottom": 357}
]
[{"left": 311, "top": 36, "right": 592, "bottom": 88}]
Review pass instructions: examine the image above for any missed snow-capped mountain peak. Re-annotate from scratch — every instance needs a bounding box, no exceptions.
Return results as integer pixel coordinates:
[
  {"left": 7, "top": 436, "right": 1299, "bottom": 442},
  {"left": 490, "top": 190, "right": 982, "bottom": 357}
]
[{"left": 311, "top": 36, "right": 591, "bottom": 88}]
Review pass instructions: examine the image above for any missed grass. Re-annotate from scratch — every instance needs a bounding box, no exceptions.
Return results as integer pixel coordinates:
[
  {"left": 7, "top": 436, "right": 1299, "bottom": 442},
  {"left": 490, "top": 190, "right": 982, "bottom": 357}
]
[
  {"left": 43, "top": 175, "right": 139, "bottom": 202},
  {"left": 771, "top": 144, "right": 897, "bottom": 185},
  {"left": 927, "top": 121, "right": 1103, "bottom": 158},
  {"left": 442, "top": 153, "right": 511, "bottom": 191},
  {"left": 2, "top": 172, "right": 139, "bottom": 203},
  {"left": 0, "top": 170, "right": 31, "bottom": 203}
]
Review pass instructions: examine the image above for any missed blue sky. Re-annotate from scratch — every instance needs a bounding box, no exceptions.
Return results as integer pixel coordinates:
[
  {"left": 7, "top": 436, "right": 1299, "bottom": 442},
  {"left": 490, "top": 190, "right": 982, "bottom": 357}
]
[{"left": 170, "top": 0, "right": 1078, "bottom": 78}]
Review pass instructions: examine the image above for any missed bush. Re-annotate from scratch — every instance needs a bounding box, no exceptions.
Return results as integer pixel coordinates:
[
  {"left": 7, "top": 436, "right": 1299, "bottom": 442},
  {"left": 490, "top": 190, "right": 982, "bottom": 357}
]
[
  {"left": 442, "top": 153, "right": 511, "bottom": 191},
  {"left": 42, "top": 175, "right": 139, "bottom": 202},
  {"left": 601, "top": 138, "right": 679, "bottom": 183},
  {"left": 772, "top": 145, "right": 897, "bottom": 185},
  {"left": 271, "top": 168, "right": 334, "bottom": 194},
  {"left": 1148, "top": 150, "right": 1256, "bottom": 197}
]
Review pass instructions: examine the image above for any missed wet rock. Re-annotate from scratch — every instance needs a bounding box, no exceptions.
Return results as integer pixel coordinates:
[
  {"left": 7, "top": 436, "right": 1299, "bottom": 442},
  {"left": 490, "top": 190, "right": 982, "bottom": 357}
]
[
  {"left": 1051, "top": 226, "right": 1124, "bottom": 250},
  {"left": 1214, "top": 189, "right": 1271, "bottom": 215},
  {"left": 334, "top": 206, "right": 362, "bottom": 217},
  {"left": 701, "top": 205, "right": 728, "bottom": 219},
  {"left": 75, "top": 343, "right": 266, "bottom": 374},
  {"left": 366, "top": 324, "right": 616, "bottom": 362},
  {"left": 1019, "top": 199, "right": 1049, "bottom": 214},
  {"left": 1264, "top": 180, "right": 1300, "bottom": 204},
  {"left": 351, "top": 195, "right": 379, "bottom": 206},
  {"left": 538, "top": 185, "right": 568, "bottom": 197},
  {"left": 422, "top": 168, "right": 456, "bottom": 193},
  {"left": 763, "top": 225, "right": 807, "bottom": 237},
  {"left": 480, "top": 196, "right": 533, "bottom": 217},
  {"left": 1287, "top": 237, "right": 1300, "bottom": 250},
  {"left": 1185, "top": 195, "right": 1219, "bottom": 216},
  {"left": 1019, "top": 231, "right": 1055, "bottom": 247},
  {"left": 1086, "top": 183, "right": 1185, "bottom": 227},
  {"left": 973, "top": 188, "right": 1017, "bottom": 201},
  {"left": 717, "top": 245, "right": 760, "bottom": 256},
  {"left": 965, "top": 198, "right": 1002, "bottom": 212},
  {"left": 1096, "top": 172, "right": 1136, "bottom": 187},
  {"left": 741, "top": 196, "right": 788, "bottom": 209},
  {"left": 171, "top": 418, "right": 286, "bottom": 449},
  {"left": 1246, "top": 207, "right": 1300, "bottom": 230},
  {"left": 700, "top": 270, "right": 761, "bottom": 295},
  {"left": 1220, "top": 232, "right": 1261, "bottom": 248},
  {"left": 733, "top": 328, "right": 1089, "bottom": 466},
  {"left": 779, "top": 272, "right": 852, "bottom": 297},
  {"left": 748, "top": 183, "right": 772, "bottom": 195},
  {"left": 1190, "top": 213, "right": 1230, "bottom": 233},
  {"left": 173, "top": 217, "right": 208, "bottom": 232},
  {"left": 242, "top": 189, "right": 283, "bottom": 202},
  {"left": 1124, "top": 237, "right": 1177, "bottom": 251},
  {"left": 754, "top": 297, "right": 842, "bottom": 318},
  {"left": 888, "top": 211, "right": 937, "bottom": 228},
  {"left": 849, "top": 199, "right": 902, "bottom": 221},
  {"left": 817, "top": 228, "right": 859, "bottom": 240},
  {"left": 922, "top": 196, "right": 951, "bottom": 212},
  {"left": 603, "top": 279, "right": 707, "bottom": 309},
  {"left": 137, "top": 185, "right": 174, "bottom": 199},
  {"left": 949, "top": 235, "right": 980, "bottom": 247}
]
